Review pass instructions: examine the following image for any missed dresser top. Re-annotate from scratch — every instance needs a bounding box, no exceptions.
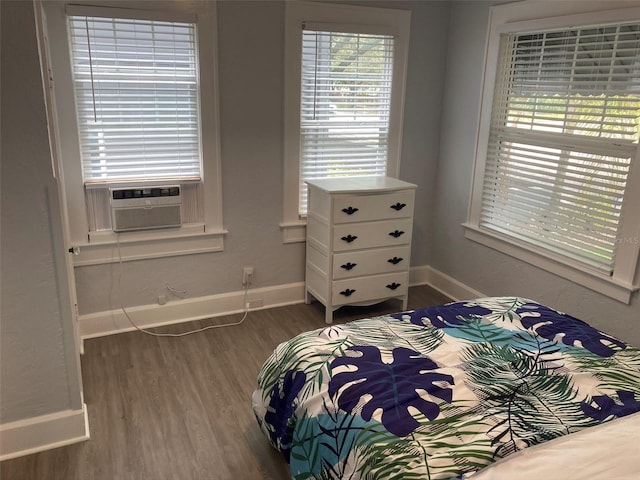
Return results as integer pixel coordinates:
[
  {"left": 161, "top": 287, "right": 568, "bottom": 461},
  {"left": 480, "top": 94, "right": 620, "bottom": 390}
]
[{"left": 305, "top": 176, "right": 417, "bottom": 193}]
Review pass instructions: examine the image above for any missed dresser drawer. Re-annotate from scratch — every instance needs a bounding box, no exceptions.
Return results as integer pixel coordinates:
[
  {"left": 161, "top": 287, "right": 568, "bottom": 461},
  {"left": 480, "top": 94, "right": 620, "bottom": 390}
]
[
  {"left": 333, "top": 190, "right": 414, "bottom": 224},
  {"left": 333, "top": 219, "right": 413, "bottom": 251},
  {"left": 332, "top": 246, "right": 410, "bottom": 279},
  {"left": 332, "top": 272, "right": 409, "bottom": 306}
]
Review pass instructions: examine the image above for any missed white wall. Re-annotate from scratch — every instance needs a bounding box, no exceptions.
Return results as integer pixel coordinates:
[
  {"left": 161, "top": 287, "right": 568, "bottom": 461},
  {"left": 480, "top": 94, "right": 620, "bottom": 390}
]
[
  {"left": 71, "top": 0, "right": 451, "bottom": 315},
  {"left": 0, "top": 1, "right": 83, "bottom": 424},
  {"left": 433, "top": 1, "right": 640, "bottom": 345}
]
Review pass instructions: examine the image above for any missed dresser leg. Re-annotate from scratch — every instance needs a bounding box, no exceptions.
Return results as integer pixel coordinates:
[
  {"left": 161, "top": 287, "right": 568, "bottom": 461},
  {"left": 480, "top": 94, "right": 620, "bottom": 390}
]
[
  {"left": 325, "top": 307, "right": 333, "bottom": 324},
  {"left": 402, "top": 297, "right": 408, "bottom": 311}
]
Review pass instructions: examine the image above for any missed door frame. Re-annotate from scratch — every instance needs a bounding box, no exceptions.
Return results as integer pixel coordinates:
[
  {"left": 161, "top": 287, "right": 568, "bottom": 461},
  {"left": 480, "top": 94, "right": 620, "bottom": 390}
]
[{"left": 34, "top": 0, "right": 84, "bottom": 358}]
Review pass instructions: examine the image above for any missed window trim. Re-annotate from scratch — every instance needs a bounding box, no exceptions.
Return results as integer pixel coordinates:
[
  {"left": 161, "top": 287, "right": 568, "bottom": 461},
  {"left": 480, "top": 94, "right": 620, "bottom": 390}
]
[
  {"left": 466, "top": 1, "right": 640, "bottom": 303},
  {"left": 42, "top": 1, "right": 224, "bottom": 263},
  {"left": 281, "top": 1, "right": 411, "bottom": 242}
]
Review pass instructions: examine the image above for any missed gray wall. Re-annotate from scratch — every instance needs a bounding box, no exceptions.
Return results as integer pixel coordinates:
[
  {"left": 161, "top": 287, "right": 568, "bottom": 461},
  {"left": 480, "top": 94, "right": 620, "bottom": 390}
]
[
  {"left": 73, "top": 0, "right": 451, "bottom": 314},
  {"left": 433, "top": 1, "right": 640, "bottom": 345},
  {"left": 1, "top": 1, "right": 83, "bottom": 423}
]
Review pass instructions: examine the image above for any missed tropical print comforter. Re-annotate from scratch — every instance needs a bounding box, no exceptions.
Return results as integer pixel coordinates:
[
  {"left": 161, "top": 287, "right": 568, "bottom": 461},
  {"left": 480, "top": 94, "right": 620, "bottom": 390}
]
[{"left": 252, "top": 297, "right": 640, "bottom": 479}]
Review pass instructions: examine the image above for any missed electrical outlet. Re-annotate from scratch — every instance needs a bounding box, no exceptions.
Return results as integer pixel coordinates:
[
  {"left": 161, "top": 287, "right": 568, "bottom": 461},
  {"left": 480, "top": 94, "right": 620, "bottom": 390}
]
[{"left": 242, "top": 266, "right": 254, "bottom": 286}]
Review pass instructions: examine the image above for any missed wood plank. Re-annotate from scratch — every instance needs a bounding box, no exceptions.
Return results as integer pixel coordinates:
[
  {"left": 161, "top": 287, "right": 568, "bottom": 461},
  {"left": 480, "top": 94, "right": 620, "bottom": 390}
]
[{"left": 0, "top": 285, "right": 450, "bottom": 479}]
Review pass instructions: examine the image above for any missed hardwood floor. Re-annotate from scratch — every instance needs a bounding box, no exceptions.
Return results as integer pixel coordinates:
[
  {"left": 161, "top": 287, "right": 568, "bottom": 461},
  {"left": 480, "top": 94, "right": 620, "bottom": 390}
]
[{"left": 1, "top": 285, "right": 450, "bottom": 480}]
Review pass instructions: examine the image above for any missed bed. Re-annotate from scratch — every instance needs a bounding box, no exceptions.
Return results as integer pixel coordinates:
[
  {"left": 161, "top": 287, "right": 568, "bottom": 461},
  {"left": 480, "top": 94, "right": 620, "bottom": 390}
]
[{"left": 252, "top": 297, "right": 640, "bottom": 479}]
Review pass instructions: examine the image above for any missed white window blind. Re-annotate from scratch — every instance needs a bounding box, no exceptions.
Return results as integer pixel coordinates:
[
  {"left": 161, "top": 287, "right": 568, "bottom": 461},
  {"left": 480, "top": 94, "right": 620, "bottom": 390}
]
[
  {"left": 299, "top": 28, "right": 394, "bottom": 213},
  {"left": 482, "top": 22, "right": 640, "bottom": 273},
  {"left": 68, "top": 14, "right": 201, "bottom": 184}
]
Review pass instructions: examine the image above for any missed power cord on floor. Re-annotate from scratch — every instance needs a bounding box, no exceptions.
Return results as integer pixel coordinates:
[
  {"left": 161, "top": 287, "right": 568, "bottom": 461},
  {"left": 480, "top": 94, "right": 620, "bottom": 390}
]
[{"left": 116, "top": 234, "right": 249, "bottom": 337}]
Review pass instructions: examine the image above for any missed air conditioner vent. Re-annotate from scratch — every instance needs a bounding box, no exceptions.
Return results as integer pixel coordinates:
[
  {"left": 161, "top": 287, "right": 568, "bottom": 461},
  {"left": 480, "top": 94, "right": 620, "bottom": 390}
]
[{"left": 110, "top": 185, "right": 182, "bottom": 232}]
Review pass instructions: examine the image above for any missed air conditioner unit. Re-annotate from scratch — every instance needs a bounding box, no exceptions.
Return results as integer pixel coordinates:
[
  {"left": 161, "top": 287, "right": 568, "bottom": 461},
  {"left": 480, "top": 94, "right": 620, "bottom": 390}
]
[{"left": 110, "top": 186, "right": 182, "bottom": 232}]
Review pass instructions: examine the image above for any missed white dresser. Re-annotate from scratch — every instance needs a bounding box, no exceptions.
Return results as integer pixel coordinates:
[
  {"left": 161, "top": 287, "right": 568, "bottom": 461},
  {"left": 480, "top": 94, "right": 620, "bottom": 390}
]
[{"left": 305, "top": 177, "right": 417, "bottom": 324}]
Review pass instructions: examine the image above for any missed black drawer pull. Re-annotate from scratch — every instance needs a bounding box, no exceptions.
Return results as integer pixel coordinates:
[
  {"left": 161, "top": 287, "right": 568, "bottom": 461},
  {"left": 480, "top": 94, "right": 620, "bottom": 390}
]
[
  {"left": 340, "top": 262, "right": 357, "bottom": 271},
  {"left": 341, "top": 206, "right": 359, "bottom": 215},
  {"left": 388, "top": 256, "right": 403, "bottom": 265},
  {"left": 340, "top": 288, "right": 356, "bottom": 297},
  {"left": 389, "top": 230, "right": 405, "bottom": 238},
  {"left": 390, "top": 202, "right": 406, "bottom": 211},
  {"left": 341, "top": 234, "right": 358, "bottom": 243},
  {"left": 386, "top": 282, "right": 401, "bottom": 290}
]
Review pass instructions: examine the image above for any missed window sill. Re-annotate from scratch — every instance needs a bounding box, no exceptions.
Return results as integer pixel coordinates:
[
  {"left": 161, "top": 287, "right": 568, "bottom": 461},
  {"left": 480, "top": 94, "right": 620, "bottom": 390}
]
[
  {"left": 72, "top": 226, "right": 228, "bottom": 266},
  {"left": 280, "top": 221, "right": 307, "bottom": 244},
  {"left": 463, "top": 223, "right": 639, "bottom": 304}
]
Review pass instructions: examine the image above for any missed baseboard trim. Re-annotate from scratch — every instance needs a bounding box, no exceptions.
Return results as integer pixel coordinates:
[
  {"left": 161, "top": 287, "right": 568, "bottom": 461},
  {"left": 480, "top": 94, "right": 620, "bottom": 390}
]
[
  {"left": 416, "top": 265, "right": 485, "bottom": 301},
  {"left": 409, "top": 265, "right": 432, "bottom": 287},
  {"left": 79, "top": 282, "right": 306, "bottom": 341},
  {"left": 79, "top": 267, "right": 485, "bottom": 342},
  {"left": 0, "top": 404, "right": 89, "bottom": 461}
]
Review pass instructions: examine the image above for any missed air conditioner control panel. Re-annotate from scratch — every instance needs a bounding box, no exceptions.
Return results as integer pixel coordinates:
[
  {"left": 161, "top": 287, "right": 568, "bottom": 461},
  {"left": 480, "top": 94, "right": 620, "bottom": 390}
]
[
  {"left": 111, "top": 186, "right": 181, "bottom": 208},
  {"left": 111, "top": 186, "right": 179, "bottom": 199}
]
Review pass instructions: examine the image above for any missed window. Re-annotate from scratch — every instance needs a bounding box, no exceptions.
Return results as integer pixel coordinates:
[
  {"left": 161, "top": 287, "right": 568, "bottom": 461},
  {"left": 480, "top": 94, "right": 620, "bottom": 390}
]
[
  {"left": 282, "top": 2, "right": 410, "bottom": 241},
  {"left": 298, "top": 29, "right": 394, "bottom": 213},
  {"left": 467, "top": 3, "right": 640, "bottom": 303},
  {"left": 42, "top": 3, "right": 224, "bottom": 264},
  {"left": 68, "top": 14, "right": 201, "bottom": 184}
]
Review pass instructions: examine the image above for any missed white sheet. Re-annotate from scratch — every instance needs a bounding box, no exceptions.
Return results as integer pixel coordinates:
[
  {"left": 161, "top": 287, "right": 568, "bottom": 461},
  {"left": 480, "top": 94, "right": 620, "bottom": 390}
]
[{"left": 467, "top": 412, "right": 640, "bottom": 480}]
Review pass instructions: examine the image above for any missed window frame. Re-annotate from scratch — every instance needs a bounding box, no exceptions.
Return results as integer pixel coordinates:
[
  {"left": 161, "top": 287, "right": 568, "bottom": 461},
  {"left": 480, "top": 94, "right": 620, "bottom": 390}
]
[
  {"left": 466, "top": 1, "right": 640, "bottom": 303},
  {"left": 42, "top": 1, "right": 225, "bottom": 265},
  {"left": 281, "top": 1, "right": 411, "bottom": 243}
]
